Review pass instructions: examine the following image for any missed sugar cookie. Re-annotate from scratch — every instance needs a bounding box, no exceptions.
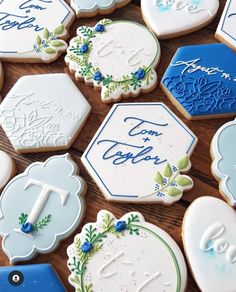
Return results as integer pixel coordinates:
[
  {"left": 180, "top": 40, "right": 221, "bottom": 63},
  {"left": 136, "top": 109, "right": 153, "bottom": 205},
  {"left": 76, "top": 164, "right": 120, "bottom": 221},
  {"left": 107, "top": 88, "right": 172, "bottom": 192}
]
[
  {"left": 161, "top": 43, "right": 236, "bottom": 120},
  {"left": 70, "top": 0, "right": 131, "bottom": 18},
  {"left": 0, "top": 74, "right": 91, "bottom": 153},
  {"left": 0, "top": 0, "right": 75, "bottom": 63},
  {"left": 82, "top": 103, "right": 197, "bottom": 204},
  {"left": 0, "top": 62, "right": 3, "bottom": 92},
  {"left": 0, "top": 154, "right": 86, "bottom": 264},
  {"left": 182, "top": 196, "right": 236, "bottom": 292},
  {"left": 141, "top": 0, "right": 219, "bottom": 39},
  {"left": 0, "top": 150, "right": 16, "bottom": 190},
  {"left": 68, "top": 210, "right": 187, "bottom": 292},
  {"left": 65, "top": 19, "right": 160, "bottom": 103}
]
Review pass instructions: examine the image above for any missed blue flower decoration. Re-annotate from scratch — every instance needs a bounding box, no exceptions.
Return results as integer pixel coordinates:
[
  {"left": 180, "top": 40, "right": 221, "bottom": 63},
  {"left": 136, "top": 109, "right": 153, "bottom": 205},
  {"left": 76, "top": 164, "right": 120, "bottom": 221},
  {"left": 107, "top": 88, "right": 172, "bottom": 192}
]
[
  {"left": 134, "top": 69, "right": 146, "bottom": 80},
  {"left": 81, "top": 241, "right": 93, "bottom": 253},
  {"left": 21, "top": 222, "right": 33, "bottom": 234},
  {"left": 93, "top": 71, "right": 103, "bottom": 82},
  {"left": 115, "top": 221, "right": 126, "bottom": 232},
  {"left": 95, "top": 24, "right": 105, "bottom": 33},
  {"left": 80, "top": 44, "right": 89, "bottom": 54}
]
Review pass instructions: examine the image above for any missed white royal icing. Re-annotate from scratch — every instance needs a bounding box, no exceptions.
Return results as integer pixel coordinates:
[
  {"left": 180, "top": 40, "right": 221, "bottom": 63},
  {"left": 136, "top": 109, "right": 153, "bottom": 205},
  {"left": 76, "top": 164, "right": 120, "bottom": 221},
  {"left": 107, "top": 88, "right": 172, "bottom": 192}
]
[
  {"left": 183, "top": 196, "right": 236, "bottom": 292},
  {"left": 141, "top": 0, "right": 219, "bottom": 39},
  {"left": 67, "top": 210, "right": 187, "bottom": 291},
  {"left": 0, "top": 0, "right": 75, "bottom": 62},
  {"left": 0, "top": 150, "right": 14, "bottom": 189},
  {"left": 0, "top": 74, "right": 91, "bottom": 153},
  {"left": 0, "top": 62, "right": 3, "bottom": 91},
  {"left": 216, "top": 0, "right": 236, "bottom": 50},
  {"left": 65, "top": 19, "right": 160, "bottom": 103}
]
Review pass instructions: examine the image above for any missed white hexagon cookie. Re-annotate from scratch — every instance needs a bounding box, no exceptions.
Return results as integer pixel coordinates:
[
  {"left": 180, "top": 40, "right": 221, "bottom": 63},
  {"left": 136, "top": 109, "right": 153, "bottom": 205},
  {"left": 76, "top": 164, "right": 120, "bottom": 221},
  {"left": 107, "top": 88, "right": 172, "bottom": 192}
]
[
  {"left": 82, "top": 103, "right": 197, "bottom": 204},
  {"left": 0, "top": 0, "right": 75, "bottom": 63},
  {"left": 0, "top": 74, "right": 91, "bottom": 153}
]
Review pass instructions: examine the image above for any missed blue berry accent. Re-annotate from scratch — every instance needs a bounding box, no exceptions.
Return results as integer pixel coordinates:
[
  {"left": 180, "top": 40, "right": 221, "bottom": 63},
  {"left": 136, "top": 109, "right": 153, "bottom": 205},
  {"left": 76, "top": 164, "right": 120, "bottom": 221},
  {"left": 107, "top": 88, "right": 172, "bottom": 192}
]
[
  {"left": 80, "top": 44, "right": 89, "bottom": 54},
  {"left": 21, "top": 222, "right": 33, "bottom": 234},
  {"left": 134, "top": 69, "right": 146, "bottom": 80},
  {"left": 81, "top": 242, "right": 93, "bottom": 253},
  {"left": 115, "top": 221, "right": 126, "bottom": 232},
  {"left": 93, "top": 71, "right": 103, "bottom": 82},
  {"left": 95, "top": 24, "right": 105, "bottom": 33}
]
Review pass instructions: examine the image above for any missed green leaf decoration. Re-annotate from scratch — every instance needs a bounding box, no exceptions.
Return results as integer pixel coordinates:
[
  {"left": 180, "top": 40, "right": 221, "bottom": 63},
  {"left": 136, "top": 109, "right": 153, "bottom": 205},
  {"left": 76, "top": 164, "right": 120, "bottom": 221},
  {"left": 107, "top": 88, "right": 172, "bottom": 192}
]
[
  {"left": 167, "top": 187, "right": 182, "bottom": 197},
  {"left": 155, "top": 171, "right": 163, "bottom": 185},
  {"left": 44, "top": 47, "right": 56, "bottom": 54},
  {"left": 53, "top": 24, "right": 65, "bottom": 35},
  {"left": 176, "top": 176, "right": 193, "bottom": 187},
  {"left": 35, "top": 35, "right": 42, "bottom": 46},
  {"left": 177, "top": 156, "right": 190, "bottom": 170},
  {"left": 18, "top": 213, "right": 28, "bottom": 225},
  {"left": 43, "top": 28, "right": 50, "bottom": 40},
  {"left": 33, "top": 214, "right": 51, "bottom": 232},
  {"left": 163, "top": 163, "right": 173, "bottom": 178},
  {"left": 51, "top": 40, "right": 65, "bottom": 47}
]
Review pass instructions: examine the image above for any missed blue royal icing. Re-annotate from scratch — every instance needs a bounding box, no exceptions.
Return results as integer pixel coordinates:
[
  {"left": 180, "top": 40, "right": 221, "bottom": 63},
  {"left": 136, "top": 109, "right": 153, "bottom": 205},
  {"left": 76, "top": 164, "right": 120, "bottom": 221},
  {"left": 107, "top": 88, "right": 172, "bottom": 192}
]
[{"left": 161, "top": 43, "right": 236, "bottom": 118}]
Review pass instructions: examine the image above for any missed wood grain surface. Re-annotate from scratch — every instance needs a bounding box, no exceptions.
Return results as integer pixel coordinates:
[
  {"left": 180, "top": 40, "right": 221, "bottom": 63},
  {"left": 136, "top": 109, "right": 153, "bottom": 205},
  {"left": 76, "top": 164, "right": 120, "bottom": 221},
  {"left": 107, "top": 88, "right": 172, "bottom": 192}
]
[{"left": 0, "top": 1, "right": 229, "bottom": 291}]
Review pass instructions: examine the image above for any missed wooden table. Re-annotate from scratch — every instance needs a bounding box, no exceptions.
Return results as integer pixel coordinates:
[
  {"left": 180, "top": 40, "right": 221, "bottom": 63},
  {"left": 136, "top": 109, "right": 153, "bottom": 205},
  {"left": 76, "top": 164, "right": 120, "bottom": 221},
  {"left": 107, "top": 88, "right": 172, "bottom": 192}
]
[{"left": 0, "top": 1, "right": 229, "bottom": 291}]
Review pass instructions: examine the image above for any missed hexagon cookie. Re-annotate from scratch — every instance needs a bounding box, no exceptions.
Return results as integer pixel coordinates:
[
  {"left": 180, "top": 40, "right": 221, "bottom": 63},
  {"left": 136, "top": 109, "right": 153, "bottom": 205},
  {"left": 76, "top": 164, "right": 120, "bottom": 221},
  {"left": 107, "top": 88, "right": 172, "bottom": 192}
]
[
  {"left": 216, "top": 0, "right": 236, "bottom": 51},
  {"left": 0, "top": 0, "right": 75, "bottom": 63},
  {"left": 0, "top": 74, "right": 91, "bottom": 153},
  {"left": 161, "top": 44, "right": 236, "bottom": 120},
  {"left": 82, "top": 103, "right": 197, "bottom": 204}
]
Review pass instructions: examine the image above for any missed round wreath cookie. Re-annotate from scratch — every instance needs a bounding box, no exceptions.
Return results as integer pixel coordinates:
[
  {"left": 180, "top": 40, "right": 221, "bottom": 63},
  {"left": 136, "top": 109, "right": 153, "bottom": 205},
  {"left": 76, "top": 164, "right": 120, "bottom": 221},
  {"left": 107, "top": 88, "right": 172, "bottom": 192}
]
[
  {"left": 68, "top": 210, "right": 187, "bottom": 292},
  {"left": 65, "top": 19, "right": 160, "bottom": 103}
]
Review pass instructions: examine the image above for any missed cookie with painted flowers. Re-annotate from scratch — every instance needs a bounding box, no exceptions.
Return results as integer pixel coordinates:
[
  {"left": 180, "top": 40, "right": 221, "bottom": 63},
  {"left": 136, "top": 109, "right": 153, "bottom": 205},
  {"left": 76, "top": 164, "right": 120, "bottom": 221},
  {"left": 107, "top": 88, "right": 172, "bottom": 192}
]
[
  {"left": 0, "top": 0, "right": 75, "bottom": 63},
  {"left": 0, "top": 154, "right": 86, "bottom": 264},
  {"left": 68, "top": 210, "right": 187, "bottom": 292},
  {"left": 65, "top": 19, "right": 160, "bottom": 103},
  {"left": 141, "top": 0, "right": 219, "bottom": 39},
  {"left": 70, "top": 0, "right": 131, "bottom": 18}
]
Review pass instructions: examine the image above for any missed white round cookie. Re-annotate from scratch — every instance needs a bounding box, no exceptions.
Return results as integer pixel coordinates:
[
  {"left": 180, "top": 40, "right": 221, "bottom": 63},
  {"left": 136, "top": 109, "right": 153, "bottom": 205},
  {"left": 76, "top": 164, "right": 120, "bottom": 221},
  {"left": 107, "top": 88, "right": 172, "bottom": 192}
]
[
  {"left": 0, "top": 151, "right": 15, "bottom": 189},
  {"left": 141, "top": 0, "right": 219, "bottom": 39}
]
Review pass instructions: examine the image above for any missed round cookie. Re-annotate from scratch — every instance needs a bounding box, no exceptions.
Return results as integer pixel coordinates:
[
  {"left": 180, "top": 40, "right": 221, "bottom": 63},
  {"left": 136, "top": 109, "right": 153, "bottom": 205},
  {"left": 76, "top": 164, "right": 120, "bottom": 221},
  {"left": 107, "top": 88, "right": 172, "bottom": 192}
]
[
  {"left": 68, "top": 210, "right": 188, "bottom": 292},
  {"left": 0, "top": 0, "right": 75, "bottom": 63},
  {"left": 182, "top": 196, "right": 236, "bottom": 292},
  {"left": 70, "top": 0, "right": 131, "bottom": 18},
  {"left": 0, "top": 151, "right": 16, "bottom": 190},
  {"left": 65, "top": 19, "right": 160, "bottom": 103},
  {"left": 141, "top": 0, "right": 219, "bottom": 39}
]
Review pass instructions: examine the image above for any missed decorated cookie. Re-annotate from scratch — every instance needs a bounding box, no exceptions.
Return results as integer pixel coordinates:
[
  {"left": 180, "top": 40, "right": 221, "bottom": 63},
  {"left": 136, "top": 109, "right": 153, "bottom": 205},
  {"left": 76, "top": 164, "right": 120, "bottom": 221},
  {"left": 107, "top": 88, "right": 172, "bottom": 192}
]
[
  {"left": 0, "top": 0, "right": 75, "bottom": 63},
  {"left": 70, "top": 0, "right": 131, "bottom": 18},
  {"left": 65, "top": 19, "right": 160, "bottom": 103},
  {"left": 0, "top": 62, "right": 3, "bottom": 92},
  {"left": 0, "top": 264, "right": 65, "bottom": 291},
  {"left": 161, "top": 43, "right": 236, "bottom": 120},
  {"left": 141, "top": 0, "right": 219, "bottom": 39},
  {"left": 183, "top": 196, "right": 236, "bottom": 292},
  {"left": 82, "top": 103, "right": 197, "bottom": 204},
  {"left": 216, "top": 0, "right": 236, "bottom": 51},
  {"left": 0, "top": 154, "right": 86, "bottom": 264},
  {"left": 68, "top": 210, "right": 187, "bottom": 292},
  {"left": 0, "top": 74, "right": 91, "bottom": 153},
  {"left": 211, "top": 119, "right": 236, "bottom": 207},
  {"left": 0, "top": 150, "right": 16, "bottom": 190}
]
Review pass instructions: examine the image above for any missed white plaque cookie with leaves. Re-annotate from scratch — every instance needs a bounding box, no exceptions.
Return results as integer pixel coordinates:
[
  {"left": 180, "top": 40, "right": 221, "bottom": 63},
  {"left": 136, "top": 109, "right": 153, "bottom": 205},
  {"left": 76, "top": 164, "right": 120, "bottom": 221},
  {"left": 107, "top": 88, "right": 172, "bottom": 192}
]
[
  {"left": 82, "top": 103, "right": 197, "bottom": 204},
  {"left": 0, "top": 154, "right": 86, "bottom": 264},
  {"left": 65, "top": 19, "right": 160, "bottom": 103},
  {"left": 67, "top": 210, "right": 187, "bottom": 292},
  {"left": 0, "top": 0, "right": 75, "bottom": 63},
  {"left": 0, "top": 74, "right": 91, "bottom": 153}
]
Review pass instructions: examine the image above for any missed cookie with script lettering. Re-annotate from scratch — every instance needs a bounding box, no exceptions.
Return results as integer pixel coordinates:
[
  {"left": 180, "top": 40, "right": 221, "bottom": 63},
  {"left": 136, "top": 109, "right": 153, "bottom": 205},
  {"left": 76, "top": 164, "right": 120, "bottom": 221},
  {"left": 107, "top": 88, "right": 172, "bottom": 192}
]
[
  {"left": 82, "top": 103, "right": 197, "bottom": 204},
  {"left": 65, "top": 19, "right": 160, "bottom": 103},
  {"left": 0, "top": 151, "right": 16, "bottom": 190},
  {"left": 68, "top": 210, "right": 187, "bottom": 292},
  {"left": 161, "top": 43, "right": 236, "bottom": 120},
  {"left": 216, "top": 0, "right": 236, "bottom": 51},
  {"left": 141, "top": 0, "right": 219, "bottom": 39},
  {"left": 182, "top": 196, "right": 236, "bottom": 292},
  {"left": 0, "top": 74, "right": 91, "bottom": 153},
  {"left": 70, "top": 0, "right": 131, "bottom": 18},
  {"left": 0, "top": 264, "right": 66, "bottom": 292},
  {"left": 0, "top": 154, "right": 86, "bottom": 263},
  {"left": 0, "top": 0, "right": 75, "bottom": 63},
  {"left": 211, "top": 118, "right": 236, "bottom": 207}
]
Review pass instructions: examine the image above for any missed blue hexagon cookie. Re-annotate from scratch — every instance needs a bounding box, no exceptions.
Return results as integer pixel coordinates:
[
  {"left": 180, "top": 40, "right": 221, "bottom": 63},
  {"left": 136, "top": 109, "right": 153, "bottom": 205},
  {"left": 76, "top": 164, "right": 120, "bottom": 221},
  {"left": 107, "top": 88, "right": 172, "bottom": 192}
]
[
  {"left": 161, "top": 44, "right": 236, "bottom": 120},
  {"left": 82, "top": 103, "right": 197, "bottom": 204}
]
